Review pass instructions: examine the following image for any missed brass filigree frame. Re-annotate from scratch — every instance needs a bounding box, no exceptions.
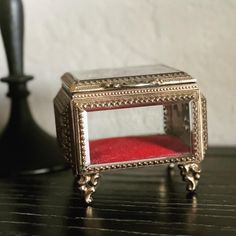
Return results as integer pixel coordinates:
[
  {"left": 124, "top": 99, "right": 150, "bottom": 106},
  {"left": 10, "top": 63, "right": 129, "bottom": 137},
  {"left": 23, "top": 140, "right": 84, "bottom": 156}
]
[
  {"left": 54, "top": 65, "right": 208, "bottom": 203},
  {"left": 72, "top": 87, "right": 204, "bottom": 174}
]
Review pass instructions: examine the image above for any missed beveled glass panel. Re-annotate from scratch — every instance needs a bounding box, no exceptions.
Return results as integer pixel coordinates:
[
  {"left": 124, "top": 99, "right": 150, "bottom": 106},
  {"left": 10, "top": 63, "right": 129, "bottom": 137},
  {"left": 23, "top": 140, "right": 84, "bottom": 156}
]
[{"left": 86, "top": 103, "right": 191, "bottom": 165}]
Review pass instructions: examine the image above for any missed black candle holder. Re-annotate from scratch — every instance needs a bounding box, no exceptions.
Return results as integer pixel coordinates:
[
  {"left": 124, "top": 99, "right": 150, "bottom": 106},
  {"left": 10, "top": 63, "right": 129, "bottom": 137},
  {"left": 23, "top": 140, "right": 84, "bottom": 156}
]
[{"left": 0, "top": 0, "right": 67, "bottom": 176}]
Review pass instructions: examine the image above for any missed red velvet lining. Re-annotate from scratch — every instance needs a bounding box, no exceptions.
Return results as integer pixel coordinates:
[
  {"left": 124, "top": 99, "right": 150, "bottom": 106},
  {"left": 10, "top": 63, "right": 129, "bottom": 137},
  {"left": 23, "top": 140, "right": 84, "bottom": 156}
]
[{"left": 89, "top": 134, "right": 190, "bottom": 164}]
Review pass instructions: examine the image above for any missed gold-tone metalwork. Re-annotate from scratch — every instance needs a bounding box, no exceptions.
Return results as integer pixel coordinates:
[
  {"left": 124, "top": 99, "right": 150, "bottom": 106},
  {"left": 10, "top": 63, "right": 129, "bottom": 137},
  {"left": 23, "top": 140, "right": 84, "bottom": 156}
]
[
  {"left": 54, "top": 64, "right": 208, "bottom": 204},
  {"left": 77, "top": 173, "right": 100, "bottom": 204},
  {"left": 201, "top": 94, "right": 208, "bottom": 154},
  {"left": 178, "top": 163, "right": 201, "bottom": 192}
]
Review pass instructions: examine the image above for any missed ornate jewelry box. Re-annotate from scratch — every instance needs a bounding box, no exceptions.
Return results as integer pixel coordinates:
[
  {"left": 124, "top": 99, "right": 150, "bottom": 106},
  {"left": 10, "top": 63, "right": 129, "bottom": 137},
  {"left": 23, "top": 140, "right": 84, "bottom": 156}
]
[{"left": 54, "top": 64, "right": 208, "bottom": 204}]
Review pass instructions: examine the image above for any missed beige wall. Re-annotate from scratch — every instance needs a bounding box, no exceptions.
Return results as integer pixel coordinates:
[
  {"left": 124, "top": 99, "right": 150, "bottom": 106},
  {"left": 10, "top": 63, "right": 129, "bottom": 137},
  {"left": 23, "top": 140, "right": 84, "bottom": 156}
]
[{"left": 0, "top": 0, "right": 236, "bottom": 146}]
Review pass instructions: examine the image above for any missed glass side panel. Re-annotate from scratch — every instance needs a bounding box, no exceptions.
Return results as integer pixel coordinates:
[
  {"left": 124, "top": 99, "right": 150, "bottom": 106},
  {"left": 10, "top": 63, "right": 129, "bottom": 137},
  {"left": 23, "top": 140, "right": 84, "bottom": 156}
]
[{"left": 86, "top": 103, "right": 191, "bottom": 165}]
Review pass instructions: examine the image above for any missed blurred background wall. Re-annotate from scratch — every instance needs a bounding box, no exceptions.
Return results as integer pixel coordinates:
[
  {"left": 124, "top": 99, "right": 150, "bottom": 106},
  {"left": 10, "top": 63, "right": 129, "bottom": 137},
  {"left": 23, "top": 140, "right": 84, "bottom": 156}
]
[{"left": 0, "top": 0, "right": 235, "bottom": 146}]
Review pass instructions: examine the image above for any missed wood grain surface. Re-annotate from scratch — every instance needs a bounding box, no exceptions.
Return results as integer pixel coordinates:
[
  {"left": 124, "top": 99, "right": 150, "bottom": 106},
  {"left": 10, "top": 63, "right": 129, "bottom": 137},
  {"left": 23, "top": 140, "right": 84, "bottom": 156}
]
[{"left": 0, "top": 154, "right": 235, "bottom": 236}]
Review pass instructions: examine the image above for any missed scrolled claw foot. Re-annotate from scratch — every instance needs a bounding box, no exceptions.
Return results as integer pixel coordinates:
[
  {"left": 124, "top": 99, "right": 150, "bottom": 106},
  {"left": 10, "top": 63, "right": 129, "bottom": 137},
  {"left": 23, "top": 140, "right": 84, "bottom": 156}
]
[
  {"left": 77, "top": 172, "right": 100, "bottom": 204},
  {"left": 178, "top": 163, "right": 201, "bottom": 192}
]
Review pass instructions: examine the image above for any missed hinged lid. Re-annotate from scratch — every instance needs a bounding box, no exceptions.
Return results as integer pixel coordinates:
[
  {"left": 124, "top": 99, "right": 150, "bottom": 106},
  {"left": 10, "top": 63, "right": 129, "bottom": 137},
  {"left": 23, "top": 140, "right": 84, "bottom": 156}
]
[{"left": 61, "top": 64, "right": 196, "bottom": 93}]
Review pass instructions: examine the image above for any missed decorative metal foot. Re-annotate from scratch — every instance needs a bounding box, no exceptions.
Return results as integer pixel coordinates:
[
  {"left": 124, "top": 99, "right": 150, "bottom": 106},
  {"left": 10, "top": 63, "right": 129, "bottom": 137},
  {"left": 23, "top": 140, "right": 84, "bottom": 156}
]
[
  {"left": 178, "top": 163, "right": 201, "bottom": 192},
  {"left": 77, "top": 173, "right": 100, "bottom": 204}
]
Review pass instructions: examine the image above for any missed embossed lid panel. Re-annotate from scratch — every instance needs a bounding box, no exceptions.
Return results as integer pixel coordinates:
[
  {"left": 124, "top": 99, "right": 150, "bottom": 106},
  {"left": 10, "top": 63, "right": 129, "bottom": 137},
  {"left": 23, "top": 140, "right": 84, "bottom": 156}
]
[
  {"left": 72, "top": 64, "right": 179, "bottom": 80},
  {"left": 61, "top": 64, "right": 196, "bottom": 93}
]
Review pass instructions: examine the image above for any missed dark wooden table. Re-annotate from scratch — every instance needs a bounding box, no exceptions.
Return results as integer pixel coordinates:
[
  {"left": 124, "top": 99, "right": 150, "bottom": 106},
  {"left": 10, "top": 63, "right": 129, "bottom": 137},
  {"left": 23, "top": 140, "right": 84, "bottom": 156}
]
[{"left": 0, "top": 153, "right": 236, "bottom": 236}]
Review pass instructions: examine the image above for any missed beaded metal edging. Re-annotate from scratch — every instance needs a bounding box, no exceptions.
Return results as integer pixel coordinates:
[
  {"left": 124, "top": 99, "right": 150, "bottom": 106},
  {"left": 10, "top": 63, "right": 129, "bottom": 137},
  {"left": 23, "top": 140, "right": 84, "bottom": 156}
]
[{"left": 73, "top": 89, "right": 201, "bottom": 174}]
